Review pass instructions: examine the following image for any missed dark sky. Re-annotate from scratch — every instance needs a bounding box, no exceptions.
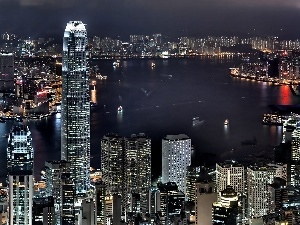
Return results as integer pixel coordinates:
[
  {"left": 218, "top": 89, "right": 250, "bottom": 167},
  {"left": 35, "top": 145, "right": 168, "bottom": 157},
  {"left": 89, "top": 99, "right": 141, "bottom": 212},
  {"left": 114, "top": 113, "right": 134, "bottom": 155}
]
[{"left": 0, "top": 0, "right": 300, "bottom": 40}]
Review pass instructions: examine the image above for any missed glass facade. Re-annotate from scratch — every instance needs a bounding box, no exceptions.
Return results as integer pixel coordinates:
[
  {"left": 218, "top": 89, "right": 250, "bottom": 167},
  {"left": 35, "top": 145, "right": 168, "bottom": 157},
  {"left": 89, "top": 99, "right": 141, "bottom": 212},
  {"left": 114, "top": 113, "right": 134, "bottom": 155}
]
[
  {"left": 61, "top": 21, "right": 90, "bottom": 194},
  {"left": 7, "top": 124, "right": 34, "bottom": 225}
]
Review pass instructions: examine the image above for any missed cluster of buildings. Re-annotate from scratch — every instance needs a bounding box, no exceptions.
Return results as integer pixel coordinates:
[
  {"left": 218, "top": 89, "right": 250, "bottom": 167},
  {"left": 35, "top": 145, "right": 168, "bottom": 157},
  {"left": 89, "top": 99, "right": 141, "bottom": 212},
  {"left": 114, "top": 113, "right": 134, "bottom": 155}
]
[
  {"left": 2, "top": 31, "right": 300, "bottom": 58},
  {"left": 3, "top": 21, "right": 300, "bottom": 225},
  {"left": 230, "top": 50, "right": 300, "bottom": 86}
]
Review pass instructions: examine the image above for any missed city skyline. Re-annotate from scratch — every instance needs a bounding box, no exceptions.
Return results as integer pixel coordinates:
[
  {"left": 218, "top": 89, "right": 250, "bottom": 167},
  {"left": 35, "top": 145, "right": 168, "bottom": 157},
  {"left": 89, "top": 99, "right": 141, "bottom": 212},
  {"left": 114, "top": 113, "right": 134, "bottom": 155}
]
[{"left": 0, "top": 0, "right": 300, "bottom": 39}]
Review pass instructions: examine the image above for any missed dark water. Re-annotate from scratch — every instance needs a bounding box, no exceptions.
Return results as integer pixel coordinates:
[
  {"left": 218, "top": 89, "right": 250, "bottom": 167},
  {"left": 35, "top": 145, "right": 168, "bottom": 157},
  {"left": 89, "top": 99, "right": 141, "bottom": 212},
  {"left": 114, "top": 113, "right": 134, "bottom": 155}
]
[{"left": 0, "top": 57, "right": 298, "bottom": 181}]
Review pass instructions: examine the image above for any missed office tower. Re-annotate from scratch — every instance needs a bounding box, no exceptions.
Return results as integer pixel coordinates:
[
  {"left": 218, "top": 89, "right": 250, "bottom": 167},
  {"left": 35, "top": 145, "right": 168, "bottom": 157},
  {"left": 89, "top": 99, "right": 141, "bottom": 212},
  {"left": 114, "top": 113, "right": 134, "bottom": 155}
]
[
  {"left": 0, "top": 52, "right": 14, "bottom": 93},
  {"left": 247, "top": 165, "right": 277, "bottom": 218},
  {"left": 101, "top": 134, "right": 124, "bottom": 195},
  {"left": 32, "top": 196, "right": 55, "bottom": 225},
  {"left": 216, "top": 160, "right": 245, "bottom": 198},
  {"left": 44, "top": 161, "right": 71, "bottom": 225},
  {"left": 147, "top": 187, "right": 159, "bottom": 222},
  {"left": 212, "top": 186, "right": 240, "bottom": 225},
  {"left": 124, "top": 133, "right": 151, "bottom": 214},
  {"left": 162, "top": 134, "right": 191, "bottom": 196},
  {"left": 268, "top": 177, "right": 288, "bottom": 214},
  {"left": 291, "top": 126, "right": 300, "bottom": 188},
  {"left": 61, "top": 172, "right": 75, "bottom": 225},
  {"left": 95, "top": 182, "right": 106, "bottom": 225},
  {"left": 186, "top": 166, "right": 200, "bottom": 202},
  {"left": 7, "top": 124, "right": 34, "bottom": 225},
  {"left": 156, "top": 182, "right": 185, "bottom": 225},
  {"left": 195, "top": 174, "right": 217, "bottom": 225},
  {"left": 61, "top": 21, "right": 90, "bottom": 194}
]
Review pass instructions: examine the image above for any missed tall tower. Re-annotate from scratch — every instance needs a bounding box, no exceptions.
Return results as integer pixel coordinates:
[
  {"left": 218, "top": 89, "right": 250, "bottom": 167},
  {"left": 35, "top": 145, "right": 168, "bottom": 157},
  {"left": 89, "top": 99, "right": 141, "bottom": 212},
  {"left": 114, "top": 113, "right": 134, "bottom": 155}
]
[
  {"left": 247, "top": 165, "right": 276, "bottom": 218},
  {"left": 7, "top": 124, "right": 34, "bottom": 225},
  {"left": 61, "top": 21, "right": 90, "bottom": 194},
  {"left": 162, "top": 134, "right": 191, "bottom": 196},
  {"left": 125, "top": 133, "right": 151, "bottom": 214},
  {"left": 44, "top": 160, "right": 71, "bottom": 225},
  {"left": 101, "top": 134, "right": 124, "bottom": 195},
  {"left": 0, "top": 52, "right": 14, "bottom": 93}
]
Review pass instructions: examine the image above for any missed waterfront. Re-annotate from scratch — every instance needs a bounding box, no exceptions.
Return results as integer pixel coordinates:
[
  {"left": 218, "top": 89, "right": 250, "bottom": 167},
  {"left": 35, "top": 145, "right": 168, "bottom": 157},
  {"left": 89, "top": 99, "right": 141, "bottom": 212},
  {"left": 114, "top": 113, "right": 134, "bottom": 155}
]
[{"left": 0, "top": 56, "right": 298, "bottom": 182}]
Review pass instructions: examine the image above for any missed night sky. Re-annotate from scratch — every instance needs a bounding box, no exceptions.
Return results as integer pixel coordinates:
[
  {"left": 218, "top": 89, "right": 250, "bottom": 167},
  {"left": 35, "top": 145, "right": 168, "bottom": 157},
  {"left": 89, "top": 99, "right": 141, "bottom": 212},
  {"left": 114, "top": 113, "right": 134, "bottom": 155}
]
[{"left": 0, "top": 0, "right": 300, "bottom": 39}]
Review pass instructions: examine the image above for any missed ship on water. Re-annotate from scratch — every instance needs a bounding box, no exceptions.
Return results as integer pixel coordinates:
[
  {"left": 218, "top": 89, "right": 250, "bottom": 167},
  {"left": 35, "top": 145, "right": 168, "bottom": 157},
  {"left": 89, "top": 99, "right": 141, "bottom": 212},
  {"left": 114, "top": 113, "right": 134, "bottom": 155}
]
[{"left": 192, "top": 117, "right": 204, "bottom": 126}]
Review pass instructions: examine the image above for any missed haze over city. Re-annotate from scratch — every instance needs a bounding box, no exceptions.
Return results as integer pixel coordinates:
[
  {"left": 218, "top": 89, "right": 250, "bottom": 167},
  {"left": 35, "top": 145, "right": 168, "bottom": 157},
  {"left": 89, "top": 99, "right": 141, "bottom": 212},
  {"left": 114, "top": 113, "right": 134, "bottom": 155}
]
[{"left": 0, "top": 0, "right": 300, "bottom": 39}]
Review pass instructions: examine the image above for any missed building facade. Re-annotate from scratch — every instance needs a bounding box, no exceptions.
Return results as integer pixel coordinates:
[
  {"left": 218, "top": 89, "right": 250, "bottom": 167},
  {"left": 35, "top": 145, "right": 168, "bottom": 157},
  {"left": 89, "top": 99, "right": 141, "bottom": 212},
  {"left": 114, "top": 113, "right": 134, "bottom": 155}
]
[
  {"left": 161, "top": 134, "right": 191, "bottom": 196},
  {"left": 216, "top": 161, "right": 245, "bottom": 198},
  {"left": 44, "top": 160, "right": 71, "bottom": 225},
  {"left": 61, "top": 21, "right": 90, "bottom": 194},
  {"left": 0, "top": 52, "right": 14, "bottom": 93},
  {"left": 7, "top": 124, "right": 34, "bottom": 225},
  {"left": 124, "top": 133, "right": 151, "bottom": 214}
]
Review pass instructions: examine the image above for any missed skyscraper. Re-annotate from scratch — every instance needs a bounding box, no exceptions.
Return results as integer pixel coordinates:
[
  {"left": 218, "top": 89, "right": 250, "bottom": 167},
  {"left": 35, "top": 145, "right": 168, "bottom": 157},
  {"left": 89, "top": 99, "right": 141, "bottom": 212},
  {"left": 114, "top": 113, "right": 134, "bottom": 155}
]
[
  {"left": 0, "top": 52, "right": 14, "bottom": 93},
  {"left": 162, "top": 134, "right": 191, "bottom": 196},
  {"left": 101, "top": 134, "right": 124, "bottom": 195},
  {"left": 125, "top": 133, "right": 151, "bottom": 214},
  {"left": 7, "top": 124, "right": 34, "bottom": 225},
  {"left": 61, "top": 21, "right": 90, "bottom": 194},
  {"left": 247, "top": 165, "right": 276, "bottom": 218},
  {"left": 44, "top": 160, "right": 71, "bottom": 225}
]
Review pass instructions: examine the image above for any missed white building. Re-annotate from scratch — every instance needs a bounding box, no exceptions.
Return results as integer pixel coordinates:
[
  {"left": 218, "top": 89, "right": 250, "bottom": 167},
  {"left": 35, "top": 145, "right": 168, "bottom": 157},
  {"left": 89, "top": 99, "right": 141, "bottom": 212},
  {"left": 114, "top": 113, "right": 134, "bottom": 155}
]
[
  {"left": 7, "top": 125, "right": 34, "bottom": 225},
  {"left": 61, "top": 21, "right": 90, "bottom": 194},
  {"left": 162, "top": 134, "right": 191, "bottom": 196},
  {"left": 216, "top": 160, "right": 245, "bottom": 199},
  {"left": 247, "top": 165, "right": 277, "bottom": 218}
]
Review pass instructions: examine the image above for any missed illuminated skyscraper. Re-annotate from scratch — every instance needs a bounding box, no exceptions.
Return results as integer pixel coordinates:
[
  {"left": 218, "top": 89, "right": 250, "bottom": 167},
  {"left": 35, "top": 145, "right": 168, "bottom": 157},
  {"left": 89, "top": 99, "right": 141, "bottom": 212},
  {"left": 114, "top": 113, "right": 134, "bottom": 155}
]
[
  {"left": 0, "top": 52, "right": 14, "bottom": 93},
  {"left": 162, "top": 134, "right": 191, "bottom": 196},
  {"left": 125, "top": 133, "right": 151, "bottom": 214},
  {"left": 45, "top": 160, "right": 71, "bottom": 225},
  {"left": 247, "top": 165, "right": 276, "bottom": 218},
  {"left": 101, "top": 134, "right": 124, "bottom": 195},
  {"left": 7, "top": 124, "right": 34, "bottom": 225},
  {"left": 61, "top": 21, "right": 90, "bottom": 194}
]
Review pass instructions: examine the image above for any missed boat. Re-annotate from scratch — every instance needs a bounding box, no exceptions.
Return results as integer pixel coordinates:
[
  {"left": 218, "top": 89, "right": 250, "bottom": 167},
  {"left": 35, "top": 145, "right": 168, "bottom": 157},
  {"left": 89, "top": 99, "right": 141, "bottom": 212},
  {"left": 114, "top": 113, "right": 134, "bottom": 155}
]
[
  {"left": 192, "top": 117, "right": 204, "bottom": 126},
  {"left": 117, "top": 106, "right": 123, "bottom": 113},
  {"left": 262, "top": 113, "right": 283, "bottom": 125},
  {"left": 113, "top": 60, "right": 120, "bottom": 67},
  {"left": 224, "top": 119, "right": 229, "bottom": 125},
  {"left": 151, "top": 62, "right": 156, "bottom": 68}
]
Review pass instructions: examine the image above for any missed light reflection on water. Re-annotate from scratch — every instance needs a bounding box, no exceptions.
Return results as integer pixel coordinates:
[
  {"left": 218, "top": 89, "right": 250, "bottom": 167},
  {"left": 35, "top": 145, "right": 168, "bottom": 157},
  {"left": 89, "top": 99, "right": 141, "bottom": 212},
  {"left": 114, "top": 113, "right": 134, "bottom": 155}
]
[{"left": 0, "top": 57, "right": 299, "bottom": 181}]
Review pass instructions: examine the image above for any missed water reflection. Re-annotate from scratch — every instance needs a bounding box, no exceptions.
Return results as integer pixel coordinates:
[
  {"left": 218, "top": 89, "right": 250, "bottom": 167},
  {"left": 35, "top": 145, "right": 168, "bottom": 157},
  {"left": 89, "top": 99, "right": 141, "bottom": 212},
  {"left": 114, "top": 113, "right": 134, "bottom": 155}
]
[
  {"left": 279, "top": 86, "right": 292, "bottom": 105},
  {"left": 91, "top": 89, "right": 97, "bottom": 104}
]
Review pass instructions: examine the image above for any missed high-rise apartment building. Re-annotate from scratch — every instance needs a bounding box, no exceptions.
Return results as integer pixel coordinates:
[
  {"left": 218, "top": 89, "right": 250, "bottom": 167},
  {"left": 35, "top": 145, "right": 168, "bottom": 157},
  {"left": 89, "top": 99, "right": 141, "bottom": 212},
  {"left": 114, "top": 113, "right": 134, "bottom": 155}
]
[
  {"left": 61, "top": 21, "right": 90, "bottom": 194},
  {"left": 247, "top": 165, "right": 277, "bottom": 218},
  {"left": 7, "top": 124, "right": 34, "bottom": 225},
  {"left": 101, "top": 134, "right": 124, "bottom": 195},
  {"left": 124, "top": 133, "right": 151, "bottom": 213},
  {"left": 162, "top": 134, "right": 191, "bottom": 196},
  {"left": 101, "top": 133, "right": 152, "bottom": 217},
  {"left": 0, "top": 53, "right": 14, "bottom": 93}
]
